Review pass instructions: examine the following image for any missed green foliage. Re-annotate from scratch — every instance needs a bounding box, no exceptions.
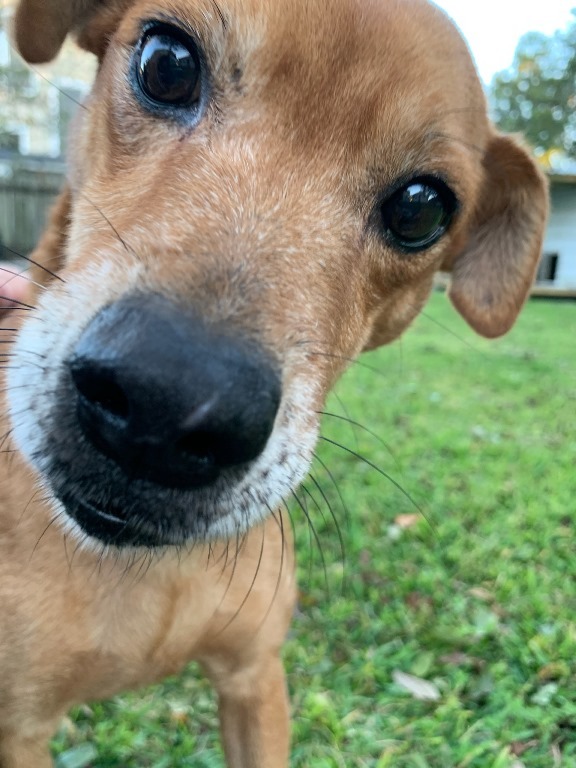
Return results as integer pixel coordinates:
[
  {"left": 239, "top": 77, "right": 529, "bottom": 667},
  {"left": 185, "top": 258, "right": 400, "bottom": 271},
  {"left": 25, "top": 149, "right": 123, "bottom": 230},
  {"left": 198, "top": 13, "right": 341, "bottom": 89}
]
[
  {"left": 52, "top": 294, "right": 576, "bottom": 767},
  {"left": 491, "top": 14, "right": 576, "bottom": 159}
]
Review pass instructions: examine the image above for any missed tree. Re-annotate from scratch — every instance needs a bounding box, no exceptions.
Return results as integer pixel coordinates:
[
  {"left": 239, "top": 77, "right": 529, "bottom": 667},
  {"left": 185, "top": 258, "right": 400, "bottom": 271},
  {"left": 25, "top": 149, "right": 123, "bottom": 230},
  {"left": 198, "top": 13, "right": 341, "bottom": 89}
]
[{"left": 490, "top": 13, "right": 576, "bottom": 162}]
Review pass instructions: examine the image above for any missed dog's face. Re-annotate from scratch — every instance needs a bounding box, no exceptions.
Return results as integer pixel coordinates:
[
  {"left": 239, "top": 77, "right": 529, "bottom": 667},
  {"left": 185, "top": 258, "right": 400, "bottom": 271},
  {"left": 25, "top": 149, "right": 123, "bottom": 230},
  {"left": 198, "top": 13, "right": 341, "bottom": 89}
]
[{"left": 9, "top": 0, "right": 547, "bottom": 547}]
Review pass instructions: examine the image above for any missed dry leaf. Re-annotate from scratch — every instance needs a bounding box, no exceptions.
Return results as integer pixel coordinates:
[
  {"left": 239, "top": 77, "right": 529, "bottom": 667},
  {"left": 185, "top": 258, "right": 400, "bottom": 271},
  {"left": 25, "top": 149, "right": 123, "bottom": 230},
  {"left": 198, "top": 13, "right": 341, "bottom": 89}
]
[
  {"left": 392, "top": 670, "right": 441, "bottom": 701},
  {"left": 511, "top": 741, "right": 538, "bottom": 757},
  {"left": 394, "top": 514, "right": 420, "bottom": 530},
  {"left": 439, "top": 652, "right": 485, "bottom": 669},
  {"left": 468, "top": 587, "right": 494, "bottom": 602}
]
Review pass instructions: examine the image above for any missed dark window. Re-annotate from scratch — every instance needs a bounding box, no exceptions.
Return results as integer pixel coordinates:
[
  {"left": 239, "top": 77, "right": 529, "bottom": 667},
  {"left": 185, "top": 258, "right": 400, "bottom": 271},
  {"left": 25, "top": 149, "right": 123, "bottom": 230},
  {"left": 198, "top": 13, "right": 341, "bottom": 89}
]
[
  {"left": 536, "top": 252, "right": 558, "bottom": 283},
  {"left": 0, "top": 131, "right": 20, "bottom": 153}
]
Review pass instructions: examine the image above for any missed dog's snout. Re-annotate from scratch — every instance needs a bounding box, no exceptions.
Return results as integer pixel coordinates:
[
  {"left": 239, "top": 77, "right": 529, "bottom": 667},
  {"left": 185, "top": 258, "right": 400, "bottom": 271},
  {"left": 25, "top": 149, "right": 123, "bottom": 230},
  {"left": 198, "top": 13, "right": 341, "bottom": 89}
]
[{"left": 68, "top": 295, "right": 281, "bottom": 490}]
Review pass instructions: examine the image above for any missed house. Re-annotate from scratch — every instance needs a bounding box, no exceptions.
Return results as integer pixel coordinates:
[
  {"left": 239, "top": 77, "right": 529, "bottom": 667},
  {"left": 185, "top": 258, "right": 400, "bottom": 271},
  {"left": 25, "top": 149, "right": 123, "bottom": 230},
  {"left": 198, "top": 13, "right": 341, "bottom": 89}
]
[
  {"left": 0, "top": 0, "right": 95, "bottom": 158},
  {"left": 534, "top": 175, "right": 576, "bottom": 296}
]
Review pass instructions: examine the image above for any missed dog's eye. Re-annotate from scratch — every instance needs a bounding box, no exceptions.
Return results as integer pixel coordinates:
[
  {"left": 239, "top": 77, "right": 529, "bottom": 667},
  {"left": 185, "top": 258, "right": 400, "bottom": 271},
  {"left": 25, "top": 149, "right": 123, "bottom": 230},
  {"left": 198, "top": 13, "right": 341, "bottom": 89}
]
[
  {"left": 381, "top": 178, "right": 456, "bottom": 251},
  {"left": 136, "top": 26, "right": 202, "bottom": 107}
]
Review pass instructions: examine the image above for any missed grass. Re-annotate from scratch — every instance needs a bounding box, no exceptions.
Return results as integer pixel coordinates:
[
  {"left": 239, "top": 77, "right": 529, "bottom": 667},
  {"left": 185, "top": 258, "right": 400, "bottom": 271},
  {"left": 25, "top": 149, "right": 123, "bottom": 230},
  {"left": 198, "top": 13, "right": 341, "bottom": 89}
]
[{"left": 52, "top": 293, "right": 576, "bottom": 768}]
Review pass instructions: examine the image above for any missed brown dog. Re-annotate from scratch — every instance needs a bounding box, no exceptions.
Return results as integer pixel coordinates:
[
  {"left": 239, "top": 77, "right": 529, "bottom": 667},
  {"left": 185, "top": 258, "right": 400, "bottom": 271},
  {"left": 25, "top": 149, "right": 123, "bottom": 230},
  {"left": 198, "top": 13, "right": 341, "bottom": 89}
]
[{"left": 1, "top": 0, "right": 547, "bottom": 765}]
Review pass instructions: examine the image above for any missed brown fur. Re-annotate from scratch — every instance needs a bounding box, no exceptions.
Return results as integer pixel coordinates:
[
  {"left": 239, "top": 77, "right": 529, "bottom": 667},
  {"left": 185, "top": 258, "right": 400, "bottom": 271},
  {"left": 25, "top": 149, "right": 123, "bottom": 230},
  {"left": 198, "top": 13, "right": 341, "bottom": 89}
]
[{"left": 1, "top": 0, "right": 547, "bottom": 765}]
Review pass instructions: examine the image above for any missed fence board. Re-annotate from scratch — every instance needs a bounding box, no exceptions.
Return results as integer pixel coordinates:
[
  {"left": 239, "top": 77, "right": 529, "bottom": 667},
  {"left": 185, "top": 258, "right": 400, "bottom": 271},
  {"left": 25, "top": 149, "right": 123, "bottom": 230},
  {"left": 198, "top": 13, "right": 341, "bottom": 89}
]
[{"left": 0, "top": 155, "right": 65, "bottom": 260}]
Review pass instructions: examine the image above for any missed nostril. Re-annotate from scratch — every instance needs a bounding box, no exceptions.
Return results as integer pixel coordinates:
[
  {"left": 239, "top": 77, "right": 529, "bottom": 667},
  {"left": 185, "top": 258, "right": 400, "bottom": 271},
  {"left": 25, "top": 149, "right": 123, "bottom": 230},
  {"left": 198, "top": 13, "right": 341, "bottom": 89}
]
[
  {"left": 71, "top": 365, "right": 130, "bottom": 422},
  {"left": 175, "top": 431, "right": 215, "bottom": 467}
]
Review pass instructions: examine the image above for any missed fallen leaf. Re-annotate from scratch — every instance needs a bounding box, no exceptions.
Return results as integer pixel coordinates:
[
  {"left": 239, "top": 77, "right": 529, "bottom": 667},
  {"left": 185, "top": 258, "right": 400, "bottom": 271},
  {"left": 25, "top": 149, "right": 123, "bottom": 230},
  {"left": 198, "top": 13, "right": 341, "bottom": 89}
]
[
  {"left": 395, "top": 514, "right": 420, "bottom": 529},
  {"left": 406, "top": 591, "right": 434, "bottom": 611},
  {"left": 55, "top": 744, "right": 98, "bottom": 768},
  {"left": 511, "top": 740, "right": 538, "bottom": 757},
  {"left": 537, "top": 662, "right": 569, "bottom": 682},
  {"left": 392, "top": 670, "right": 441, "bottom": 701},
  {"left": 169, "top": 705, "right": 189, "bottom": 724},
  {"left": 468, "top": 587, "right": 494, "bottom": 602},
  {"left": 439, "top": 652, "right": 485, "bottom": 669},
  {"left": 531, "top": 683, "right": 559, "bottom": 706}
]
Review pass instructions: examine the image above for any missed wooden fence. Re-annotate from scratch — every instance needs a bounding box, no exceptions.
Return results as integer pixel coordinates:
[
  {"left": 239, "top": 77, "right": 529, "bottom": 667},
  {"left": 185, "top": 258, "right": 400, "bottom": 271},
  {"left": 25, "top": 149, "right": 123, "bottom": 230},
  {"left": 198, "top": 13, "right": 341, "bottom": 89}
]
[{"left": 0, "top": 154, "right": 65, "bottom": 260}]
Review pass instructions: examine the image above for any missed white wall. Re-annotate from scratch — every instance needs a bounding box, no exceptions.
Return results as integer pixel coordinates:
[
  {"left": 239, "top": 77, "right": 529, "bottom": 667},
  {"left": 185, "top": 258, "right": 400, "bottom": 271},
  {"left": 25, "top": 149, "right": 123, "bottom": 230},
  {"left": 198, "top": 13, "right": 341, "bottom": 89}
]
[{"left": 544, "top": 183, "right": 576, "bottom": 287}]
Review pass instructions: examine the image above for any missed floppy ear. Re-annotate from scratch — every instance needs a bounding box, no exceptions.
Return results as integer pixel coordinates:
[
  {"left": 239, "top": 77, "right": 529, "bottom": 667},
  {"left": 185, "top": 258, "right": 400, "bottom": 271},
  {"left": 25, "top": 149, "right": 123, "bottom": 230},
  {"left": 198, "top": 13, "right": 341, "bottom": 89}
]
[
  {"left": 445, "top": 134, "right": 548, "bottom": 339},
  {"left": 13, "top": 0, "right": 126, "bottom": 63}
]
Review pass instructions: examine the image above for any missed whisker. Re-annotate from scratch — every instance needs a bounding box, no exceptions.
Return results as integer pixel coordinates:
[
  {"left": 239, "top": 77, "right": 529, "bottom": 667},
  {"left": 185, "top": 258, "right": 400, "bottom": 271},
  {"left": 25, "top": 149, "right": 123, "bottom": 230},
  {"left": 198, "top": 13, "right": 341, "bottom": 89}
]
[
  {"left": 288, "top": 492, "right": 313, "bottom": 587},
  {"left": 210, "top": 532, "right": 244, "bottom": 616},
  {"left": 417, "top": 307, "right": 483, "bottom": 353},
  {"left": 80, "top": 194, "right": 134, "bottom": 255},
  {"left": 302, "top": 481, "right": 344, "bottom": 594},
  {"left": 30, "top": 511, "right": 60, "bottom": 559},
  {"left": 291, "top": 489, "right": 329, "bottom": 596},
  {"left": 207, "top": 541, "right": 215, "bottom": 568},
  {"left": 255, "top": 506, "right": 287, "bottom": 633},
  {"left": 129, "top": 549, "right": 156, "bottom": 586},
  {"left": 319, "top": 410, "right": 400, "bottom": 469},
  {"left": 0, "top": 245, "right": 65, "bottom": 284},
  {"left": 308, "top": 472, "right": 346, "bottom": 580},
  {"left": 62, "top": 533, "right": 73, "bottom": 572},
  {"left": 281, "top": 497, "right": 297, "bottom": 544},
  {"left": 215, "top": 523, "right": 266, "bottom": 636},
  {"left": 304, "top": 347, "right": 389, "bottom": 380},
  {"left": 312, "top": 451, "right": 351, "bottom": 529},
  {"left": 331, "top": 391, "right": 360, "bottom": 452},
  {"left": 0, "top": 296, "right": 34, "bottom": 309},
  {"left": 318, "top": 436, "right": 434, "bottom": 531},
  {"left": 17, "top": 486, "right": 45, "bottom": 528},
  {"left": 26, "top": 64, "right": 89, "bottom": 111},
  {"left": 0, "top": 428, "right": 14, "bottom": 455},
  {"left": 220, "top": 540, "right": 232, "bottom": 577},
  {"left": 0, "top": 266, "right": 47, "bottom": 292},
  {"left": 1, "top": 360, "right": 47, "bottom": 374}
]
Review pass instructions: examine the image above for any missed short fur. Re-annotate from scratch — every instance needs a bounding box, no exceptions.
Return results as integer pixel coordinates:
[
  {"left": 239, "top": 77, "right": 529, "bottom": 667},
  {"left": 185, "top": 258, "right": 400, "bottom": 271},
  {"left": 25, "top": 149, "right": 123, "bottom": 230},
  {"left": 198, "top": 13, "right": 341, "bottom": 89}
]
[{"left": 1, "top": 1, "right": 547, "bottom": 765}]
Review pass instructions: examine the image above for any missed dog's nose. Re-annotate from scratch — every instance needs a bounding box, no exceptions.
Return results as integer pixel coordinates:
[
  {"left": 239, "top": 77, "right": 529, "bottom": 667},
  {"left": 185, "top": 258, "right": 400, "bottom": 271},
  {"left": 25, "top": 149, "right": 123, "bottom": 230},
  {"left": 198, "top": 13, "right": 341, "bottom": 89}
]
[{"left": 68, "top": 295, "right": 281, "bottom": 489}]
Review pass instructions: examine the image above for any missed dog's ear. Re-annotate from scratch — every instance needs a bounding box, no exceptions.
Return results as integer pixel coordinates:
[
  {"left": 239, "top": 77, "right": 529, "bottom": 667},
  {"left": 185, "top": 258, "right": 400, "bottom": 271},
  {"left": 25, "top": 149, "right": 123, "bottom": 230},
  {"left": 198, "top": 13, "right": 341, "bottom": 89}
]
[
  {"left": 13, "top": 0, "right": 128, "bottom": 63},
  {"left": 445, "top": 134, "right": 548, "bottom": 339}
]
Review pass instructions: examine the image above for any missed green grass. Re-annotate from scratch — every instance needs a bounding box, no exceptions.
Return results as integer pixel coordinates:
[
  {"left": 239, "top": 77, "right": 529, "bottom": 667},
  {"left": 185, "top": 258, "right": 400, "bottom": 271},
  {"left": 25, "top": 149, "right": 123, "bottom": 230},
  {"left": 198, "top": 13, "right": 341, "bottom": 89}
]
[{"left": 53, "top": 293, "right": 576, "bottom": 768}]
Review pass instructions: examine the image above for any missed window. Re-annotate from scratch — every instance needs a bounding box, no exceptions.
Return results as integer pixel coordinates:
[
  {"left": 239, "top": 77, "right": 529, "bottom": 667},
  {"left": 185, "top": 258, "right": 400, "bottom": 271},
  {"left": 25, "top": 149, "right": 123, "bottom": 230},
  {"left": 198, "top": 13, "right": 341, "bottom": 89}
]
[
  {"left": 536, "top": 252, "right": 559, "bottom": 283},
  {"left": 0, "top": 131, "right": 20, "bottom": 153}
]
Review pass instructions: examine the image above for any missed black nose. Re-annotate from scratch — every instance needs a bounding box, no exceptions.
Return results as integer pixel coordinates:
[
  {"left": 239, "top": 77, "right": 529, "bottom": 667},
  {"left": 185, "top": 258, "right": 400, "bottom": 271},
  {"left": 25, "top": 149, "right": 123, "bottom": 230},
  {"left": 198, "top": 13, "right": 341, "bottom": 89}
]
[{"left": 68, "top": 294, "right": 281, "bottom": 489}]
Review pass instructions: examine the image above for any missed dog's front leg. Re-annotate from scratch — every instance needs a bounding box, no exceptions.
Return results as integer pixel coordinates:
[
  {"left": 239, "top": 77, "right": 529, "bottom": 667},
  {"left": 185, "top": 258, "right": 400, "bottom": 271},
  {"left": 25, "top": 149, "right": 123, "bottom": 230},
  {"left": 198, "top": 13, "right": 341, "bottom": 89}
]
[{"left": 204, "top": 651, "right": 290, "bottom": 768}]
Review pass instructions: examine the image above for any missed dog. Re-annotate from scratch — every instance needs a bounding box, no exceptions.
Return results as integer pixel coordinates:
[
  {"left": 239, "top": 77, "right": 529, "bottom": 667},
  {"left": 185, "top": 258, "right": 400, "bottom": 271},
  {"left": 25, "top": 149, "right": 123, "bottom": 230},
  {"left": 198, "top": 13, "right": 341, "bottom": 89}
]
[{"left": 0, "top": 0, "right": 548, "bottom": 765}]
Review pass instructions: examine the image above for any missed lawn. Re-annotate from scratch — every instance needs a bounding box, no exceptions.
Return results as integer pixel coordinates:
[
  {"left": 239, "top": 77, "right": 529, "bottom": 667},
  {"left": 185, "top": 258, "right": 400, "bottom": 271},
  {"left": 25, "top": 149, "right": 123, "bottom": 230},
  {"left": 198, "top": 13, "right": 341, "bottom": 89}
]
[{"left": 53, "top": 293, "right": 576, "bottom": 768}]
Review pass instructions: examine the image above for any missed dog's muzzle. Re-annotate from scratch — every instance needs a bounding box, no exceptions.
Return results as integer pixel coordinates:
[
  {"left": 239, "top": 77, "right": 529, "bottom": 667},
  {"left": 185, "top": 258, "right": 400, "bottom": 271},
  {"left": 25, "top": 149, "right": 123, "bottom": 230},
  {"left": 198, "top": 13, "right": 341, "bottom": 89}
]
[{"left": 54, "top": 293, "right": 281, "bottom": 544}]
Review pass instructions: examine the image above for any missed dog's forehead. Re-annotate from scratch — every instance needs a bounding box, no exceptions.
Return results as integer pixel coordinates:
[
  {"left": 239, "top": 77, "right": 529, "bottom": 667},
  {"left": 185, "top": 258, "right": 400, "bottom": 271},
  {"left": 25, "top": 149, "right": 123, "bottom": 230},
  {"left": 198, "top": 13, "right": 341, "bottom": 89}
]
[
  {"left": 121, "top": 1, "right": 484, "bottom": 116},
  {"left": 115, "top": 0, "right": 488, "bottom": 172}
]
